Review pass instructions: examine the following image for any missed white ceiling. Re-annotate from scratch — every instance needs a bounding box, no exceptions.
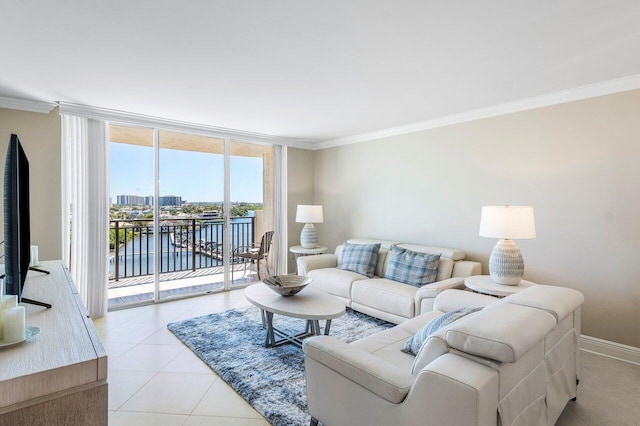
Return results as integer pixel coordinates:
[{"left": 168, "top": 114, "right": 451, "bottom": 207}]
[{"left": 2, "top": 1, "right": 640, "bottom": 144}]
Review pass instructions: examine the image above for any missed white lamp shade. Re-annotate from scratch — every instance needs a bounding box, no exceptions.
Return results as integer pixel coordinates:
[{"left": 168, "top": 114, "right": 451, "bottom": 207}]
[
  {"left": 479, "top": 206, "right": 536, "bottom": 240},
  {"left": 296, "top": 205, "right": 323, "bottom": 223}
]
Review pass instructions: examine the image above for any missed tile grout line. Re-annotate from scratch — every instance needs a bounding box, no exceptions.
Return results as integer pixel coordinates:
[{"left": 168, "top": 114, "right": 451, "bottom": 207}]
[{"left": 112, "top": 370, "right": 160, "bottom": 412}]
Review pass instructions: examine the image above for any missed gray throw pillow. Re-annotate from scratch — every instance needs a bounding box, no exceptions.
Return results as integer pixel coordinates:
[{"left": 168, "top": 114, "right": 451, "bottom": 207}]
[
  {"left": 337, "top": 242, "right": 381, "bottom": 278},
  {"left": 401, "top": 307, "right": 483, "bottom": 356},
  {"left": 385, "top": 245, "right": 440, "bottom": 287}
]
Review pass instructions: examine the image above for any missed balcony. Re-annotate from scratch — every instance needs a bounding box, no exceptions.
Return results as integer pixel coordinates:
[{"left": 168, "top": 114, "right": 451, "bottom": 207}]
[{"left": 109, "top": 217, "right": 259, "bottom": 307}]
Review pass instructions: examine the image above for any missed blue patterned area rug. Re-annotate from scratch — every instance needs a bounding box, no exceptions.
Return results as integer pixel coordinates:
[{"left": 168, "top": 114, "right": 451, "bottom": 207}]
[{"left": 167, "top": 305, "right": 393, "bottom": 426}]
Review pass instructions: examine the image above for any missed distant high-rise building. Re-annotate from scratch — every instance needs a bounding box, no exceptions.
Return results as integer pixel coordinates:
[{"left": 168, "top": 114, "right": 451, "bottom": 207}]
[
  {"left": 158, "top": 195, "right": 182, "bottom": 207},
  {"left": 116, "top": 194, "right": 182, "bottom": 206},
  {"left": 116, "top": 195, "right": 148, "bottom": 206}
]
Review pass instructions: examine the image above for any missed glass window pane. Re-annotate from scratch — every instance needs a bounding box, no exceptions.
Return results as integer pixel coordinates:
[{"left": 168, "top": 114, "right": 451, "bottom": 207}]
[
  {"left": 230, "top": 141, "right": 273, "bottom": 287},
  {"left": 108, "top": 125, "right": 155, "bottom": 308},
  {"left": 158, "top": 131, "right": 225, "bottom": 299}
]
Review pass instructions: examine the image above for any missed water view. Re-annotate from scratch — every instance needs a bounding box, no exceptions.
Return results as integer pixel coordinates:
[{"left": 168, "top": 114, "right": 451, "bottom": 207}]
[{"left": 110, "top": 216, "right": 255, "bottom": 281}]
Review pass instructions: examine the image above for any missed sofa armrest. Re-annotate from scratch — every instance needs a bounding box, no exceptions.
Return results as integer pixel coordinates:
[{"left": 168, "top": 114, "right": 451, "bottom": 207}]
[
  {"left": 303, "top": 336, "right": 414, "bottom": 404},
  {"left": 411, "top": 353, "right": 499, "bottom": 426},
  {"left": 296, "top": 254, "right": 338, "bottom": 275},
  {"left": 452, "top": 260, "right": 482, "bottom": 278},
  {"left": 415, "top": 277, "right": 467, "bottom": 314}
]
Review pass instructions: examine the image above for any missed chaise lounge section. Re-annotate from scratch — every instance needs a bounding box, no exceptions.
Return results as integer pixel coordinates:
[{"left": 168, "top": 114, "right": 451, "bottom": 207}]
[
  {"left": 296, "top": 239, "right": 481, "bottom": 323},
  {"left": 303, "top": 285, "right": 584, "bottom": 426}
]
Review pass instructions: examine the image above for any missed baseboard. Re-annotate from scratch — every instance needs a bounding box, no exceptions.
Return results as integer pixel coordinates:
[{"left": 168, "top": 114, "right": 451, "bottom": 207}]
[{"left": 580, "top": 335, "right": 640, "bottom": 366}]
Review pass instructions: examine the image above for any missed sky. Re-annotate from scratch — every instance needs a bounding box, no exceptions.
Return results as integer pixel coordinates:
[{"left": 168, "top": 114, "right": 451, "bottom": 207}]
[{"left": 110, "top": 143, "right": 264, "bottom": 203}]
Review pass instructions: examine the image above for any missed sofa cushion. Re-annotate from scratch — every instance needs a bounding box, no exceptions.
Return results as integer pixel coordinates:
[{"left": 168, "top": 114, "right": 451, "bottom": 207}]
[
  {"left": 337, "top": 242, "right": 381, "bottom": 278},
  {"left": 384, "top": 245, "right": 441, "bottom": 287},
  {"left": 446, "top": 303, "right": 557, "bottom": 363},
  {"left": 308, "top": 268, "right": 367, "bottom": 300},
  {"left": 401, "top": 307, "right": 483, "bottom": 356},
  {"left": 352, "top": 278, "right": 418, "bottom": 319},
  {"left": 435, "top": 257, "right": 454, "bottom": 282},
  {"left": 351, "top": 311, "right": 442, "bottom": 372},
  {"left": 350, "top": 325, "right": 416, "bottom": 372}
]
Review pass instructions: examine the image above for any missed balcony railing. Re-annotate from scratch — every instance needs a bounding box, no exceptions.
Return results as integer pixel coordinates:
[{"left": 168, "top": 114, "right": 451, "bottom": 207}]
[{"left": 109, "top": 217, "right": 256, "bottom": 281}]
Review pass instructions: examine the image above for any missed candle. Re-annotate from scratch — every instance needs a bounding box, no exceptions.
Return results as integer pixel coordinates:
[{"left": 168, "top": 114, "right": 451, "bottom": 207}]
[
  {"left": 3, "top": 306, "right": 25, "bottom": 343},
  {"left": 0, "top": 295, "right": 19, "bottom": 342},
  {"left": 30, "top": 245, "right": 39, "bottom": 267},
  {"left": 1, "top": 295, "right": 17, "bottom": 310}
]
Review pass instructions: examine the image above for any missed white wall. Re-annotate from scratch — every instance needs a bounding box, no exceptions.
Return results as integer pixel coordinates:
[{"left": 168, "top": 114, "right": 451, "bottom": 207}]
[
  {"left": 314, "top": 90, "right": 640, "bottom": 348},
  {"left": 0, "top": 107, "right": 62, "bottom": 261}
]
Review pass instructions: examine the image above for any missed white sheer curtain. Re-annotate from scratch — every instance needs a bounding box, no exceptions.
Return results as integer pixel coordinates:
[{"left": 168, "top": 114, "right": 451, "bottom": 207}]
[
  {"left": 61, "top": 115, "right": 109, "bottom": 318},
  {"left": 272, "top": 145, "right": 288, "bottom": 275}
]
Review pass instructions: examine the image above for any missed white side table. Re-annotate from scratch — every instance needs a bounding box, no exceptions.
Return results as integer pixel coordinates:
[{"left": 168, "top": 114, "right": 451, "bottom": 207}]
[
  {"left": 464, "top": 275, "right": 536, "bottom": 298},
  {"left": 289, "top": 245, "right": 328, "bottom": 259}
]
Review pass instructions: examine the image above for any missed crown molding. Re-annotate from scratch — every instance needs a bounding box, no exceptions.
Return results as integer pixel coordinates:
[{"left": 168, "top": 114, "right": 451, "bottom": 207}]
[
  {"left": 315, "top": 74, "right": 640, "bottom": 150},
  {"left": 57, "top": 102, "right": 317, "bottom": 149},
  {"left": 0, "top": 96, "right": 57, "bottom": 114}
]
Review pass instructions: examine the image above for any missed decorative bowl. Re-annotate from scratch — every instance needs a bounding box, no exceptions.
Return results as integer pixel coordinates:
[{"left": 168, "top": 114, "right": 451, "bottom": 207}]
[{"left": 263, "top": 275, "right": 312, "bottom": 296}]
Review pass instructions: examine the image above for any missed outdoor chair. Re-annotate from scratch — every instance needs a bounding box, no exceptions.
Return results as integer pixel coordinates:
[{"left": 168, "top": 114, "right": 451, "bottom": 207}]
[{"left": 232, "top": 231, "right": 274, "bottom": 281}]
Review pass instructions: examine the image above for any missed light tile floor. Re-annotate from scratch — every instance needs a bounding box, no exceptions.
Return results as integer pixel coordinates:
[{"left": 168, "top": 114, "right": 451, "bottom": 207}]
[
  {"left": 95, "top": 289, "right": 640, "bottom": 426},
  {"left": 94, "top": 289, "right": 269, "bottom": 426}
]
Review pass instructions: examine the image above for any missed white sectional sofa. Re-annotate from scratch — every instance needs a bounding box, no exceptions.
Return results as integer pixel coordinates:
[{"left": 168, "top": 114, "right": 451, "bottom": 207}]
[
  {"left": 303, "top": 285, "right": 584, "bottom": 426},
  {"left": 296, "top": 239, "right": 481, "bottom": 323}
]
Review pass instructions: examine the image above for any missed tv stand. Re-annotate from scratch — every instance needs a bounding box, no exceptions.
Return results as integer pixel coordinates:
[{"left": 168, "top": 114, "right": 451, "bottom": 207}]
[{"left": 0, "top": 261, "right": 107, "bottom": 425}]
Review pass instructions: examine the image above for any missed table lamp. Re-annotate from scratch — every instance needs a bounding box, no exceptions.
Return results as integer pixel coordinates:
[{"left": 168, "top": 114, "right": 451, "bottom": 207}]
[
  {"left": 296, "top": 205, "right": 323, "bottom": 248},
  {"left": 479, "top": 205, "right": 536, "bottom": 285}
]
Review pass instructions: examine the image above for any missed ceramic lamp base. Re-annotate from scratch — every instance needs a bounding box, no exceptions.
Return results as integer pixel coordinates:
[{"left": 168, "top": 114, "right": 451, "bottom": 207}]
[
  {"left": 489, "top": 239, "right": 524, "bottom": 285},
  {"left": 300, "top": 223, "right": 318, "bottom": 248}
]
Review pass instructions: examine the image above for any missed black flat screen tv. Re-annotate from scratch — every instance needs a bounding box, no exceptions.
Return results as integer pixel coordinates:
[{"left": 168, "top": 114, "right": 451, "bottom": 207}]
[{"left": 3, "top": 134, "right": 50, "bottom": 308}]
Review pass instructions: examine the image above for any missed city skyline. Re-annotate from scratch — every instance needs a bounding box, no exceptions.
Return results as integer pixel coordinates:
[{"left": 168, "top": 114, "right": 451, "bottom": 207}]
[
  {"left": 115, "top": 194, "right": 182, "bottom": 206},
  {"left": 110, "top": 142, "right": 264, "bottom": 203},
  {"left": 112, "top": 194, "right": 260, "bottom": 206}
]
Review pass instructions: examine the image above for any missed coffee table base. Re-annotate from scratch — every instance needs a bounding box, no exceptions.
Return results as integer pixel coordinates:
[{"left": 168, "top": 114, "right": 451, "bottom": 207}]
[{"left": 263, "top": 310, "right": 333, "bottom": 348}]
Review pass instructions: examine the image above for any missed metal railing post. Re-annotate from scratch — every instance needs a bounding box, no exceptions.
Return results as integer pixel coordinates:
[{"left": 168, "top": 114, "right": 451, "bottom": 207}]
[
  {"left": 192, "top": 218, "right": 196, "bottom": 272},
  {"left": 252, "top": 216, "right": 256, "bottom": 247},
  {"left": 138, "top": 223, "right": 142, "bottom": 276},
  {"left": 114, "top": 221, "right": 120, "bottom": 281}
]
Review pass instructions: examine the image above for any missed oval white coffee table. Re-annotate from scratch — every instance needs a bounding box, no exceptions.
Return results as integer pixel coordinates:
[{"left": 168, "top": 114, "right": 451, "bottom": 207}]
[{"left": 245, "top": 282, "right": 346, "bottom": 348}]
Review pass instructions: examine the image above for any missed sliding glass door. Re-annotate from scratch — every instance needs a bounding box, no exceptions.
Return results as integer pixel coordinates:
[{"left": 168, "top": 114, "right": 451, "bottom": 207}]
[
  {"left": 107, "top": 125, "right": 274, "bottom": 308},
  {"left": 229, "top": 140, "right": 274, "bottom": 287},
  {"left": 157, "top": 131, "right": 226, "bottom": 300},
  {"left": 108, "top": 126, "right": 156, "bottom": 307}
]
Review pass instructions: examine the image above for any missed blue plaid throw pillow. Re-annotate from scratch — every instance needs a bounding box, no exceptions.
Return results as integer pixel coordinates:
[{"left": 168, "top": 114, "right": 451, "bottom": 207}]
[
  {"left": 337, "top": 242, "right": 381, "bottom": 278},
  {"left": 384, "top": 246, "right": 440, "bottom": 287},
  {"left": 401, "top": 307, "right": 483, "bottom": 355}
]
